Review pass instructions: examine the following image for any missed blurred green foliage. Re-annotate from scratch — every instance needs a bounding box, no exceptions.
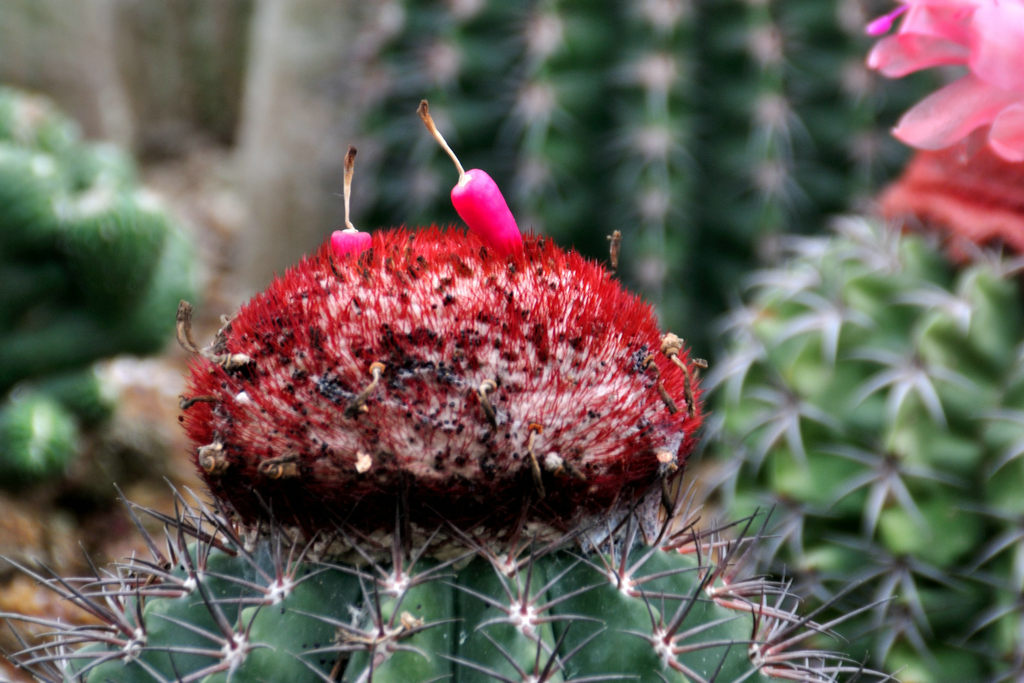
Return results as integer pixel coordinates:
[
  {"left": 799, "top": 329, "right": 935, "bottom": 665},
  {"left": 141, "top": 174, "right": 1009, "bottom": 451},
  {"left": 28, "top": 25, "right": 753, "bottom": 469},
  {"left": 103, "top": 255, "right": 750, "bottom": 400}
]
[{"left": 0, "top": 85, "right": 198, "bottom": 486}]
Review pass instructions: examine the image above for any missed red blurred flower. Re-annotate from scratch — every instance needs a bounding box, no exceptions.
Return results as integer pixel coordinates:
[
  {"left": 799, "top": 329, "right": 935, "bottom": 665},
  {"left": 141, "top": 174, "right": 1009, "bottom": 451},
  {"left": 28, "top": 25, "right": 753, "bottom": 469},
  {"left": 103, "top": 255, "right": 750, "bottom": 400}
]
[
  {"left": 879, "top": 140, "right": 1024, "bottom": 259},
  {"left": 867, "top": 0, "right": 1024, "bottom": 161}
]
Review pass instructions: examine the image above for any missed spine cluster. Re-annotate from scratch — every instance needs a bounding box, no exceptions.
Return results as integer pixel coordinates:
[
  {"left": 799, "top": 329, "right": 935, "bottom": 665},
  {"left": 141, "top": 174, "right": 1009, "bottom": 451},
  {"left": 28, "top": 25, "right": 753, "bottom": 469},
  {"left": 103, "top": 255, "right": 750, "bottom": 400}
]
[{"left": 2, "top": 486, "right": 878, "bottom": 682}]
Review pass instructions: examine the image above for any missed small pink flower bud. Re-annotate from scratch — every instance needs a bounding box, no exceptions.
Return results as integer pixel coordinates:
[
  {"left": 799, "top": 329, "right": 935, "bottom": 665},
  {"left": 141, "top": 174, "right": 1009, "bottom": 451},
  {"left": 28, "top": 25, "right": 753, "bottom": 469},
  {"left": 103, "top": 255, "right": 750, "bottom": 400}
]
[{"left": 865, "top": 5, "right": 907, "bottom": 36}]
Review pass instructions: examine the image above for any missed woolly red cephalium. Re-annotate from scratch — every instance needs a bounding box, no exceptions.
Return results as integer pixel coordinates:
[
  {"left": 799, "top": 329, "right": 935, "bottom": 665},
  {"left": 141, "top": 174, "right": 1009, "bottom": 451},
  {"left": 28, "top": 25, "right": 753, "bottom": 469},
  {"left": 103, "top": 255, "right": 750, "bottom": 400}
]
[{"left": 180, "top": 227, "right": 703, "bottom": 548}]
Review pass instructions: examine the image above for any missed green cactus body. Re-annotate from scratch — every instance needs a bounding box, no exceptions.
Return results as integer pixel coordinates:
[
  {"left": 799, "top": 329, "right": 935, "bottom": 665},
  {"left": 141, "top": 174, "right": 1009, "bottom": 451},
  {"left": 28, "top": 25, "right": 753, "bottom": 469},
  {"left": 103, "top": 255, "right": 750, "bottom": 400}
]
[
  {"left": 1, "top": 86, "right": 197, "bottom": 392},
  {"left": 5, "top": 491, "right": 871, "bottom": 682},
  {"left": 708, "top": 217, "right": 1024, "bottom": 681}
]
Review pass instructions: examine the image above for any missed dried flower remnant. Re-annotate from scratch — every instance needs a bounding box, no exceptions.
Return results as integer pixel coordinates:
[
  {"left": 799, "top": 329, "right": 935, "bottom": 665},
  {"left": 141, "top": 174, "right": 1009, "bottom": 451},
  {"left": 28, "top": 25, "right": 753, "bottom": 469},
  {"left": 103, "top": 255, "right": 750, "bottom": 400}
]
[{"left": 866, "top": 0, "right": 1024, "bottom": 161}]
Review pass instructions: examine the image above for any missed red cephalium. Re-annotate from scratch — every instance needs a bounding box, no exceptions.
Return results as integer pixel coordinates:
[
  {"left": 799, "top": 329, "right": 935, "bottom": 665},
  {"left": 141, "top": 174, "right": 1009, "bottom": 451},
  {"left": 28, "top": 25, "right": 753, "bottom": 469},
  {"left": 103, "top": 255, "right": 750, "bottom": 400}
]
[{"left": 182, "top": 226, "right": 703, "bottom": 546}]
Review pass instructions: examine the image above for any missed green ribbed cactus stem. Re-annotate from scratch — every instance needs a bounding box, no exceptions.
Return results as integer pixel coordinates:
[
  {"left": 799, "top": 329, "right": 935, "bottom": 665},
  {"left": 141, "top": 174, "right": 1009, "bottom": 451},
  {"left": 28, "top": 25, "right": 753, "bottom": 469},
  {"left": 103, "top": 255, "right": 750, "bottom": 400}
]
[
  {"left": 2, "top": 488, "right": 881, "bottom": 682},
  {"left": 608, "top": 1, "right": 696, "bottom": 334},
  {"left": 0, "top": 87, "right": 80, "bottom": 160},
  {"left": 0, "top": 145, "right": 65, "bottom": 256},
  {"left": 687, "top": 0, "right": 932, "bottom": 350},
  {"left": 0, "top": 85, "right": 198, "bottom": 487},
  {"left": 707, "top": 217, "right": 1024, "bottom": 681},
  {"left": 31, "top": 368, "right": 117, "bottom": 426},
  {"left": 59, "top": 192, "right": 170, "bottom": 312}
]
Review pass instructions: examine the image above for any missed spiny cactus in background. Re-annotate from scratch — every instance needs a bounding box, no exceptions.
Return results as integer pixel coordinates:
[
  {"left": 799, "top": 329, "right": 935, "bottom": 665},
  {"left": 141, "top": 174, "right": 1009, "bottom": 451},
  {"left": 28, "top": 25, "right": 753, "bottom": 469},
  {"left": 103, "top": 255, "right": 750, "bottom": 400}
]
[
  {"left": 354, "top": 0, "right": 934, "bottom": 354},
  {"left": 0, "top": 370, "right": 115, "bottom": 487},
  {"left": 0, "top": 85, "right": 198, "bottom": 484},
  {"left": 2, "top": 486, "right": 882, "bottom": 682},
  {"left": 707, "top": 217, "right": 1024, "bottom": 681}
]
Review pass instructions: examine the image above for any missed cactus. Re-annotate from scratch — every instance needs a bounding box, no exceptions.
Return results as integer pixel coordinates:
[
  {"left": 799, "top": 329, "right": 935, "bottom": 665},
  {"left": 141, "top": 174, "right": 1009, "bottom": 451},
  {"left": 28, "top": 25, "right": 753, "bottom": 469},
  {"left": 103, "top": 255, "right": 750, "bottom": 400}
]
[
  {"left": 0, "top": 368, "right": 116, "bottom": 488},
  {"left": 0, "top": 86, "right": 197, "bottom": 484},
  {"left": 353, "top": 0, "right": 936, "bottom": 353},
  {"left": 2, "top": 485, "right": 881, "bottom": 682},
  {"left": 706, "top": 216, "right": 1024, "bottom": 681},
  {"left": 2, "top": 214, "right": 884, "bottom": 680},
  {"left": 0, "top": 392, "right": 78, "bottom": 486}
]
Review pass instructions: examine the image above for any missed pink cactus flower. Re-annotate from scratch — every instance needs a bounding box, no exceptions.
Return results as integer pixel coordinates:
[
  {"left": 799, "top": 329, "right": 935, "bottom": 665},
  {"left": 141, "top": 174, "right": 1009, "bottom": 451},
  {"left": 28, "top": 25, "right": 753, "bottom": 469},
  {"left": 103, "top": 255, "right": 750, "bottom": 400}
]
[{"left": 867, "top": 0, "right": 1024, "bottom": 162}]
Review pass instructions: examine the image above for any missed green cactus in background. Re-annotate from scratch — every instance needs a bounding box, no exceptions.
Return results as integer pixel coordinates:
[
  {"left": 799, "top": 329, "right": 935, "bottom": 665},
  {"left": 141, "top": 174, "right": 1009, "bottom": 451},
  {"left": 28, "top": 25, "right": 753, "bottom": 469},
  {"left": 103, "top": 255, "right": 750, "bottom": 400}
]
[
  {"left": 2, "top": 486, "right": 883, "bottom": 682},
  {"left": 0, "top": 85, "right": 197, "bottom": 484},
  {"left": 707, "top": 217, "right": 1024, "bottom": 681},
  {"left": 0, "top": 369, "right": 116, "bottom": 486},
  {"left": 354, "top": 0, "right": 935, "bottom": 355},
  {"left": 0, "top": 392, "right": 78, "bottom": 486}
]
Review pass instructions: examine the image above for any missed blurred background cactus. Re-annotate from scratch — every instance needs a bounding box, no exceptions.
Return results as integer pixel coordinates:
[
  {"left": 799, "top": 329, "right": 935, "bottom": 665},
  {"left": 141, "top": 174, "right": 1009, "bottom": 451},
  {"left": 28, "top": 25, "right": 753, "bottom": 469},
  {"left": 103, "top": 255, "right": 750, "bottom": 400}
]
[
  {"left": 706, "top": 217, "right": 1024, "bottom": 681},
  {"left": 0, "top": 86, "right": 198, "bottom": 486},
  {"left": 353, "top": 0, "right": 939, "bottom": 354}
]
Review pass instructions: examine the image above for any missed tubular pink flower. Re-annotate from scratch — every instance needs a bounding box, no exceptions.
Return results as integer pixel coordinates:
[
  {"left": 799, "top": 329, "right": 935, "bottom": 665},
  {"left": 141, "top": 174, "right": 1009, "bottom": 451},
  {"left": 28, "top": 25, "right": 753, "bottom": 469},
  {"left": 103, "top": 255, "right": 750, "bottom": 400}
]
[
  {"left": 867, "top": 0, "right": 1024, "bottom": 162},
  {"left": 450, "top": 168, "right": 523, "bottom": 257}
]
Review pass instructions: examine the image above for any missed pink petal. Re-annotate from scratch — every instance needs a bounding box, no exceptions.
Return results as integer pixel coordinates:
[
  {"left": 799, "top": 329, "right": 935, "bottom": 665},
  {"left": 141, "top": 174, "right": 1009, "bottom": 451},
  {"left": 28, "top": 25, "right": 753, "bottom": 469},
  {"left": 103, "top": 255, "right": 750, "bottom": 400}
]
[
  {"left": 867, "top": 33, "right": 969, "bottom": 77},
  {"left": 969, "top": 5, "right": 1024, "bottom": 92},
  {"left": 893, "top": 73, "right": 1020, "bottom": 150},
  {"left": 899, "top": 4, "right": 976, "bottom": 45},
  {"left": 989, "top": 103, "right": 1024, "bottom": 162}
]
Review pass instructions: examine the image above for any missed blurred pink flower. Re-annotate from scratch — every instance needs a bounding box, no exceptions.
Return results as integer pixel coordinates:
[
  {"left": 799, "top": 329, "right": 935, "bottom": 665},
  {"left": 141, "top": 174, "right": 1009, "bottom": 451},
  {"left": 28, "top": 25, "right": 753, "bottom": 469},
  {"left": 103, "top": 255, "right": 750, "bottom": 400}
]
[{"left": 866, "top": 0, "right": 1024, "bottom": 162}]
